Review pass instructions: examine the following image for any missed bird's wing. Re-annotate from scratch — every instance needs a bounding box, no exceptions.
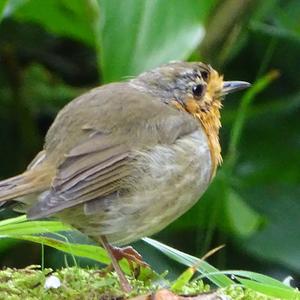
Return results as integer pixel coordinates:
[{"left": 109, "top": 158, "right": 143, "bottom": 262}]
[
  {"left": 27, "top": 132, "right": 131, "bottom": 219},
  {"left": 27, "top": 85, "right": 199, "bottom": 219}
]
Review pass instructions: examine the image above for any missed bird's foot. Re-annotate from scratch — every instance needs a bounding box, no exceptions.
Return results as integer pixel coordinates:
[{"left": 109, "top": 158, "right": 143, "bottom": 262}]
[
  {"left": 109, "top": 245, "right": 149, "bottom": 279},
  {"left": 99, "top": 237, "right": 149, "bottom": 293},
  {"left": 110, "top": 245, "right": 149, "bottom": 268}
]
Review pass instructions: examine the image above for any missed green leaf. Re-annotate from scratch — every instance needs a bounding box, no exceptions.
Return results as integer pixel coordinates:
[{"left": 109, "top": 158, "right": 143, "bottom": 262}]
[
  {"left": 225, "top": 189, "right": 263, "bottom": 237},
  {"left": 0, "top": 0, "right": 27, "bottom": 21},
  {"left": 0, "top": 215, "right": 72, "bottom": 237},
  {"left": 11, "top": 0, "right": 96, "bottom": 46},
  {"left": 171, "top": 266, "right": 195, "bottom": 292},
  {"left": 225, "top": 270, "right": 294, "bottom": 290},
  {"left": 17, "top": 234, "right": 111, "bottom": 265},
  {"left": 238, "top": 278, "right": 300, "bottom": 299},
  {"left": 0, "top": 0, "right": 9, "bottom": 22},
  {"left": 97, "top": 0, "right": 210, "bottom": 82},
  {"left": 0, "top": 220, "right": 72, "bottom": 237},
  {"left": 143, "top": 237, "right": 234, "bottom": 287},
  {"left": 199, "top": 270, "right": 300, "bottom": 299},
  {"left": 0, "top": 214, "right": 26, "bottom": 227}
]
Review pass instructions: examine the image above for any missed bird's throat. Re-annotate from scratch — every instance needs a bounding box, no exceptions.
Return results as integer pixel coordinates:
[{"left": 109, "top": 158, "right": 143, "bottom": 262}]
[
  {"left": 196, "top": 102, "right": 222, "bottom": 178},
  {"left": 171, "top": 99, "right": 222, "bottom": 178}
]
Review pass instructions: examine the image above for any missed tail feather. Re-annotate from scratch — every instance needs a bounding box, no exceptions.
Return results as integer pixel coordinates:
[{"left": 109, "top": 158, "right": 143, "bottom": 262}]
[{"left": 0, "top": 168, "right": 52, "bottom": 202}]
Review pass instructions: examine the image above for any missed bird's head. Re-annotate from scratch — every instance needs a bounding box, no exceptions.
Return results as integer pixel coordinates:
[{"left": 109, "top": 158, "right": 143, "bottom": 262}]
[
  {"left": 132, "top": 61, "right": 250, "bottom": 170},
  {"left": 133, "top": 61, "right": 250, "bottom": 114}
]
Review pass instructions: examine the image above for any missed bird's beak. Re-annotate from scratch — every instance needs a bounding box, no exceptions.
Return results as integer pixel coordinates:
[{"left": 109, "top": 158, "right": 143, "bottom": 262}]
[{"left": 221, "top": 81, "right": 251, "bottom": 95}]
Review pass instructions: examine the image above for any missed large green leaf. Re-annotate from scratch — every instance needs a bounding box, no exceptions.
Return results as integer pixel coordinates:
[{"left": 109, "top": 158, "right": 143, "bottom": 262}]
[
  {"left": 11, "top": 0, "right": 96, "bottom": 46},
  {"left": 0, "top": 0, "right": 9, "bottom": 22},
  {"left": 97, "top": 0, "right": 213, "bottom": 82},
  {"left": 0, "top": 0, "right": 27, "bottom": 21}
]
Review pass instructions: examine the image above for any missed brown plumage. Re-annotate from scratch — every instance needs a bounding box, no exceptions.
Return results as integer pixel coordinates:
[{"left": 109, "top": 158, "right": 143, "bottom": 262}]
[{"left": 0, "top": 61, "right": 250, "bottom": 292}]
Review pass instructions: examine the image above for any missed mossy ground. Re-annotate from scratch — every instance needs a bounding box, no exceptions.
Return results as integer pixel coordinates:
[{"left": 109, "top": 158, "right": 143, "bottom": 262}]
[{"left": 0, "top": 265, "right": 277, "bottom": 300}]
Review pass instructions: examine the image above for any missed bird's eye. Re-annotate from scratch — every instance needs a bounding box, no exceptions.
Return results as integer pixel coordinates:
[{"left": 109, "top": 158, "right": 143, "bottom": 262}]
[
  {"left": 201, "top": 70, "right": 209, "bottom": 81},
  {"left": 192, "top": 84, "right": 204, "bottom": 99}
]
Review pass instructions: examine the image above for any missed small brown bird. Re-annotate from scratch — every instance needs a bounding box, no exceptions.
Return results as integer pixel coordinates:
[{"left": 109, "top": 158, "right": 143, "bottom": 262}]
[{"left": 0, "top": 61, "right": 249, "bottom": 292}]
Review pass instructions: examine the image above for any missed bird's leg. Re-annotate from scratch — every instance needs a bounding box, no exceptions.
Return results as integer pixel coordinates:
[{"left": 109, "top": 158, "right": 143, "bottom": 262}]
[{"left": 99, "top": 235, "right": 132, "bottom": 293}]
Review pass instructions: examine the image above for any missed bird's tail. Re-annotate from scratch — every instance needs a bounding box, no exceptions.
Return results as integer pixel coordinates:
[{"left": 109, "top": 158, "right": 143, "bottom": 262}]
[{"left": 0, "top": 167, "right": 51, "bottom": 202}]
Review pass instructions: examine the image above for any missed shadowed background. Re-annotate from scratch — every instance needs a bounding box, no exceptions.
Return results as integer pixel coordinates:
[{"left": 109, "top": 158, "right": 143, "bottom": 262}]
[{"left": 0, "top": 0, "right": 299, "bottom": 285}]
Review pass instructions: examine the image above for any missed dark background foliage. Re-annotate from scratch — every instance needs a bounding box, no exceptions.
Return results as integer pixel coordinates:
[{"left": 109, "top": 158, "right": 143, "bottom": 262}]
[{"left": 0, "top": 0, "right": 299, "bottom": 284}]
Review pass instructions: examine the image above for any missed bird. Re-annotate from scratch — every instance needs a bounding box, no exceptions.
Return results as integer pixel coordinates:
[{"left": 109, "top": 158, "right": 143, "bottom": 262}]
[{"left": 0, "top": 61, "right": 250, "bottom": 292}]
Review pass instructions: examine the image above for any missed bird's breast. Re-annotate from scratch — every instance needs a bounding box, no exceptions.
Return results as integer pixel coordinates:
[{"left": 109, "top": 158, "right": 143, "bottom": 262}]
[{"left": 83, "top": 128, "right": 213, "bottom": 245}]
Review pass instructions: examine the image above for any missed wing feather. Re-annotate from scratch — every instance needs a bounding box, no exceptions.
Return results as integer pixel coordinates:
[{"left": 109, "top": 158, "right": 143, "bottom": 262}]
[{"left": 27, "top": 134, "right": 130, "bottom": 219}]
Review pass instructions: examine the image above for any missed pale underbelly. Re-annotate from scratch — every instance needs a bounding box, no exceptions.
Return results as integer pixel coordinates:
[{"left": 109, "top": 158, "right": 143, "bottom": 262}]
[{"left": 62, "top": 129, "right": 213, "bottom": 245}]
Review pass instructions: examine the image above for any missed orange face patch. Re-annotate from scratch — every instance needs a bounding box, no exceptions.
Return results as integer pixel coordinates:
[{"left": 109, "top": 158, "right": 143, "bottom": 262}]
[
  {"left": 169, "top": 70, "right": 224, "bottom": 179},
  {"left": 185, "top": 98, "right": 201, "bottom": 114}
]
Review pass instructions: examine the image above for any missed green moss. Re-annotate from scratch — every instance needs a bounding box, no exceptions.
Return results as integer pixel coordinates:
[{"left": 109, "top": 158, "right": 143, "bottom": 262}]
[
  {"left": 0, "top": 265, "right": 153, "bottom": 299},
  {"left": 222, "top": 285, "right": 276, "bottom": 300},
  {"left": 0, "top": 265, "right": 278, "bottom": 299}
]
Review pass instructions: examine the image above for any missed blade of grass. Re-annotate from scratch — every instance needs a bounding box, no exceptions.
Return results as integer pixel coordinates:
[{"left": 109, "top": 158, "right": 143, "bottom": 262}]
[
  {"left": 143, "top": 237, "right": 233, "bottom": 287},
  {"left": 17, "top": 234, "right": 110, "bottom": 264},
  {"left": 171, "top": 244, "right": 225, "bottom": 291},
  {"left": 171, "top": 266, "right": 196, "bottom": 292},
  {"left": 198, "top": 270, "right": 295, "bottom": 290},
  {"left": 0, "top": 220, "right": 72, "bottom": 237},
  {"left": 225, "top": 270, "right": 294, "bottom": 289},
  {"left": 0, "top": 215, "right": 27, "bottom": 227},
  {"left": 196, "top": 270, "right": 299, "bottom": 298},
  {"left": 238, "top": 278, "right": 300, "bottom": 299}
]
